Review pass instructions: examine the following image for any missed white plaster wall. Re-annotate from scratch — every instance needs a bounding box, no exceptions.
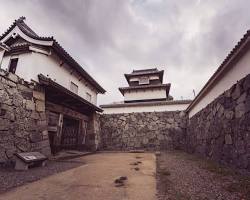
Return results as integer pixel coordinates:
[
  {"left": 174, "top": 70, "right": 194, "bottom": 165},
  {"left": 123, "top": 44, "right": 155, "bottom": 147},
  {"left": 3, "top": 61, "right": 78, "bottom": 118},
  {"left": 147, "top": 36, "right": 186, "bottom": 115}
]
[
  {"left": 124, "top": 88, "right": 166, "bottom": 101},
  {"left": 102, "top": 103, "right": 189, "bottom": 114},
  {"left": 0, "top": 52, "right": 98, "bottom": 105},
  {"left": 189, "top": 49, "right": 250, "bottom": 117},
  {"left": 130, "top": 75, "right": 159, "bottom": 82}
]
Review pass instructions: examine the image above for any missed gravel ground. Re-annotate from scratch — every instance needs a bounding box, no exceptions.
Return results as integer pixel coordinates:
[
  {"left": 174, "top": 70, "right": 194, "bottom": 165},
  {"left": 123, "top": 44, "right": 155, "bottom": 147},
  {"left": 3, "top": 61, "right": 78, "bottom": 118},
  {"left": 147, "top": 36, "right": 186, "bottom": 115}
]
[
  {"left": 0, "top": 159, "right": 85, "bottom": 194},
  {"left": 156, "top": 151, "right": 250, "bottom": 200}
]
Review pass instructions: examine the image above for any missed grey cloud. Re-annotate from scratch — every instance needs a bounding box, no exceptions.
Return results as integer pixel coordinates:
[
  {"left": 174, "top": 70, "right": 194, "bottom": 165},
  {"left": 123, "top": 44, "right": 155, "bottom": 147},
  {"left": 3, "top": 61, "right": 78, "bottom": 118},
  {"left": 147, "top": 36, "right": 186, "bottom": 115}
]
[{"left": 0, "top": 0, "right": 249, "bottom": 104}]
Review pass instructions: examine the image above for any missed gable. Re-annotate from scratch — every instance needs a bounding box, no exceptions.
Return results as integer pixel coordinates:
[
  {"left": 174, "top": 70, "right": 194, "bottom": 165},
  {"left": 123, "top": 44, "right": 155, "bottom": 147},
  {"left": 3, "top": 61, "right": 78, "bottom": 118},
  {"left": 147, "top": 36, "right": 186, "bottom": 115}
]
[
  {"left": 5, "top": 36, "right": 30, "bottom": 47},
  {"left": 0, "top": 17, "right": 105, "bottom": 93},
  {"left": 0, "top": 25, "right": 53, "bottom": 46}
]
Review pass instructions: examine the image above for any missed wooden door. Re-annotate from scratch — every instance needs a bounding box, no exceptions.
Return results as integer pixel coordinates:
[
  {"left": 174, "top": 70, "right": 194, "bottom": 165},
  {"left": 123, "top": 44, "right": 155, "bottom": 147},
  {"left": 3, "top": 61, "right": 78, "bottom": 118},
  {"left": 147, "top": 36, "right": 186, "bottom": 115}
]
[
  {"left": 61, "top": 116, "right": 80, "bottom": 150},
  {"left": 47, "top": 111, "right": 63, "bottom": 154}
]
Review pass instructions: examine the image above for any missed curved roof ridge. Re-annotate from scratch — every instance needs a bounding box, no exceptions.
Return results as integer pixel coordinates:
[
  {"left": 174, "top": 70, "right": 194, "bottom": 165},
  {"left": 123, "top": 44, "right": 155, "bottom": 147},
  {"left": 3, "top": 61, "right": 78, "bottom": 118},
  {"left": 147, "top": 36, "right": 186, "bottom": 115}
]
[
  {"left": 132, "top": 68, "right": 158, "bottom": 73},
  {"left": 0, "top": 16, "right": 53, "bottom": 41}
]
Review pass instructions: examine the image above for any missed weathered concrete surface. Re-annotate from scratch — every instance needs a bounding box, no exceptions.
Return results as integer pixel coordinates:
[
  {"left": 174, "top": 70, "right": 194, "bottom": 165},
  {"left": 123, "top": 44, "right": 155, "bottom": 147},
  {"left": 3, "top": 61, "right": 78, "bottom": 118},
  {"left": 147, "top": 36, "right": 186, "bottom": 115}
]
[{"left": 0, "top": 153, "right": 156, "bottom": 200}]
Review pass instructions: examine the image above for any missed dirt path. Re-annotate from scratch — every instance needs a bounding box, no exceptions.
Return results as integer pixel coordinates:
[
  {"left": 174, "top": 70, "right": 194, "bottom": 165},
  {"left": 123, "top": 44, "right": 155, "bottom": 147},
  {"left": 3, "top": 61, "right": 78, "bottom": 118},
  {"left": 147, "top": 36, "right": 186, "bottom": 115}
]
[
  {"left": 157, "top": 151, "right": 250, "bottom": 200},
  {"left": 0, "top": 159, "right": 85, "bottom": 194},
  {"left": 0, "top": 153, "right": 156, "bottom": 200}
]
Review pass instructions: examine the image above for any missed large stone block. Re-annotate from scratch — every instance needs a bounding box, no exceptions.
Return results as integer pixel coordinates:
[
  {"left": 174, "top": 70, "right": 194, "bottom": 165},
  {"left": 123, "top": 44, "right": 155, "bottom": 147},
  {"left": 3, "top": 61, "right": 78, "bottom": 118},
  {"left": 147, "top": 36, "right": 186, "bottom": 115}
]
[
  {"left": 30, "top": 111, "right": 40, "bottom": 119},
  {"left": 21, "top": 90, "right": 33, "bottom": 100},
  {"left": 243, "top": 74, "right": 250, "bottom": 90},
  {"left": 13, "top": 94, "right": 23, "bottom": 107},
  {"left": 231, "top": 84, "right": 242, "bottom": 100},
  {"left": 7, "top": 73, "right": 18, "bottom": 83},
  {"left": 33, "top": 91, "right": 45, "bottom": 101},
  {"left": 35, "top": 100, "right": 45, "bottom": 112},
  {"left": 29, "top": 132, "right": 43, "bottom": 143},
  {"left": 225, "top": 134, "right": 233, "bottom": 145},
  {"left": 224, "top": 110, "right": 234, "bottom": 120},
  {"left": 6, "top": 87, "right": 18, "bottom": 96},
  {"left": 26, "top": 100, "right": 35, "bottom": 111},
  {"left": 40, "top": 146, "right": 51, "bottom": 156},
  {"left": 0, "top": 119, "right": 10, "bottom": 130},
  {"left": 235, "top": 103, "right": 246, "bottom": 118},
  {"left": 237, "top": 92, "right": 247, "bottom": 104}
]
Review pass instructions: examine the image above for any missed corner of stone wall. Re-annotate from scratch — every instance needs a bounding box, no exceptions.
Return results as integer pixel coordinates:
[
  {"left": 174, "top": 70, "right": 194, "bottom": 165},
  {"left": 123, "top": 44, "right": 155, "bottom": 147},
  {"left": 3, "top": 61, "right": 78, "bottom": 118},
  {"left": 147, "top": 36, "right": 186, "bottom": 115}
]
[
  {"left": 85, "top": 112, "right": 101, "bottom": 151},
  {"left": 186, "top": 73, "right": 250, "bottom": 170},
  {"left": 0, "top": 69, "right": 51, "bottom": 163}
]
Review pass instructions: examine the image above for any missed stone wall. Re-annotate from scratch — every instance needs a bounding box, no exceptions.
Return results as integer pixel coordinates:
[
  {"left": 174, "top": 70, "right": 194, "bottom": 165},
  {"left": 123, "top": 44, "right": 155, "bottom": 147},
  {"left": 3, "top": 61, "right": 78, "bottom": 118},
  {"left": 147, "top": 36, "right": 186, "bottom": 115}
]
[
  {"left": 0, "top": 69, "right": 50, "bottom": 163},
  {"left": 99, "top": 111, "right": 187, "bottom": 150},
  {"left": 85, "top": 113, "right": 102, "bottom": 151},
  {"left": 186, "top": 73, "right": 250, "bottom": 170}
]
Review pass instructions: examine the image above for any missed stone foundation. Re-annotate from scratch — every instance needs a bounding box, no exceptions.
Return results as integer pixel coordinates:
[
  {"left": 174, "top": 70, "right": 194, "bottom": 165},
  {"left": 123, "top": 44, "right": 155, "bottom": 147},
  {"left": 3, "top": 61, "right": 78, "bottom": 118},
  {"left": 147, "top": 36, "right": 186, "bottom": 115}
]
[
  {"left": 186, "top": 73, "right": 250, "bottom": 170},
  {"left": 99, "top": 111, "right": 187, "bottom": 150},
  {"left": 85, "top": 113, "right": 102, "bottom": 151},
  {"left": 0, "top": 70, "right": 50, "bottom": 162}
]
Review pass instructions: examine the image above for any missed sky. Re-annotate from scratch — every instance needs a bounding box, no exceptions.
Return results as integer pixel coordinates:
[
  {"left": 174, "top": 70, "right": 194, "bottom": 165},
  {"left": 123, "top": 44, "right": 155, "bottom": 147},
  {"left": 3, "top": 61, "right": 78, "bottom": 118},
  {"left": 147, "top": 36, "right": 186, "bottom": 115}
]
[{"left": 0, "top": 0, "right": 249, "bottom": 105}]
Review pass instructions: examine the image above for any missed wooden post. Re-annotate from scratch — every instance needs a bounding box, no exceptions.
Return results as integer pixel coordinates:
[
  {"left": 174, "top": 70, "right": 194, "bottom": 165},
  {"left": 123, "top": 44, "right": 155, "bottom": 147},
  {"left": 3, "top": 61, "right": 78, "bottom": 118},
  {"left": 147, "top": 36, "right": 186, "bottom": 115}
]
[{"left": 57, "top": 113, "right": 63, "bottom": 145}]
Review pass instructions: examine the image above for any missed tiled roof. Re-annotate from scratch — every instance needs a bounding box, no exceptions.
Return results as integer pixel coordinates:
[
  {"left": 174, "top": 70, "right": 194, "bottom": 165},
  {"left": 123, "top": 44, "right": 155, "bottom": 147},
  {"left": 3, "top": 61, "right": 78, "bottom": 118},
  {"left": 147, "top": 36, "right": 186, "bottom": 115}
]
[
  {"left": 125, "top": 68, "right": 164, "bottom": 83},
  {"left": 0, "top": 17, "right": 52, "bottom": 41},
  {"left": 132, "top": 68, "right": 159, "bottom": 74},
  {"left": 4, "top": 43, "right": 30, "bottom": 55},
  {"left": 38, "top": 74, "right": 103, "bottom": 113},
  {"left": 187, "top": 29, "right": 250, "bottom": 112},
  {"left": 119, "top": 83, "right": 171, "bottom": 95},
  {"left": 0, "top": 17, "right": 106, "bottom": 94},
  {"left": 0, "top": 42, "right": 10, "bottom": 51}
]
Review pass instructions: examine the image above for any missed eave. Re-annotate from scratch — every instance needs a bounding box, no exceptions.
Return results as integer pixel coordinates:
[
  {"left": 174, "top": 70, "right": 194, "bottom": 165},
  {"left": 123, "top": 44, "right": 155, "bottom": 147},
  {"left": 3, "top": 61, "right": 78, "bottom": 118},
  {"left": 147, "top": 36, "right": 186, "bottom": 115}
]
[
  {"left": 38, "top": 74, "right": 103, "bottom": 113},
  {"left": 0, "top": 42, "right": 10, "bottom": 51},
  {"left": 124, "top": 70, "right": 164, "bottom": 84},
  {"left": 100, "top": 99, "right": 192, "bottom": 108},
  {"left": 4, "top": 44, "right": 30, "bottom": 55},
  {"left": 119, "top": 83, "right": 171, "bottom": 96},
  {"left": 51, "top": 41, "right": 106, "bottom": 93}
]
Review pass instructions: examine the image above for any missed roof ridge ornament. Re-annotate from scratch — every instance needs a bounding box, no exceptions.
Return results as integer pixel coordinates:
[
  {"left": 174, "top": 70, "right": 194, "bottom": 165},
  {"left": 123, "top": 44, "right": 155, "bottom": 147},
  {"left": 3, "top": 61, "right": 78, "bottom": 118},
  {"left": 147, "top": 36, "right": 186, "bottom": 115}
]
[{"left": 15, "top": 16, "right": 26, "bottom": 23}]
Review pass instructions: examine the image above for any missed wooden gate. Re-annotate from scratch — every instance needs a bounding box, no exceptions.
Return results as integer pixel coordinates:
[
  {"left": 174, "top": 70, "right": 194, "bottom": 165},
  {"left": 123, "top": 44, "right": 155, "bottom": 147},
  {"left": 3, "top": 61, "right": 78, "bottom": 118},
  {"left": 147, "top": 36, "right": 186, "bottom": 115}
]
[
  {"left": 46, "top": 102, "right": 90, "bottom": 154},
  {"left": 47, "top": 111, "right": 62, "bottom": 154},
  {"left": 61, "top": 116, "right": 80, "bottom": 150}
]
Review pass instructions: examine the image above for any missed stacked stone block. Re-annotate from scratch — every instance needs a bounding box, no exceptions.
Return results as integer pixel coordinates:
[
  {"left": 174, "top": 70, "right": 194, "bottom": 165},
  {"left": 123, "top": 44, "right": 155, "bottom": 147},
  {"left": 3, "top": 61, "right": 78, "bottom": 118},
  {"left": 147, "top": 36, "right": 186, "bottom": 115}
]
[
  {"left": 187, "top": 73, "right": 250, "bottom": 170},
  {"left": 0, "top": 69, "right": 50, "bottom": 162},
  {"left": 100, "top": 111, "right": 187, "bottom": 151}
]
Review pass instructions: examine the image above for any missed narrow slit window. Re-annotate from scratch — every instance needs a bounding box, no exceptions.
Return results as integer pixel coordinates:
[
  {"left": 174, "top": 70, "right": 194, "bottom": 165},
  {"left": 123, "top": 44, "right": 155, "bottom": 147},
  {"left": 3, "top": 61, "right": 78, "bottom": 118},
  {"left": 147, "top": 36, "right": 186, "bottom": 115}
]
[
  {"left": 70, "top": 81, "right": 78, "bottom": 94},
  {"left": 8, "top": 58, "right": 18, "bottom": 74}
]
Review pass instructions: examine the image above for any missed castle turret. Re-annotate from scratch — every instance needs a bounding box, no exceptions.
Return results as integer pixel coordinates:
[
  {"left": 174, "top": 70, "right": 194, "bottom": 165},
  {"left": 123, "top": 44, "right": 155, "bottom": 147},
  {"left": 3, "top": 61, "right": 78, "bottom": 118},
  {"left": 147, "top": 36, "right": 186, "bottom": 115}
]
[{"left": 119, "top": 68, "right": 171, "bottom": 103}]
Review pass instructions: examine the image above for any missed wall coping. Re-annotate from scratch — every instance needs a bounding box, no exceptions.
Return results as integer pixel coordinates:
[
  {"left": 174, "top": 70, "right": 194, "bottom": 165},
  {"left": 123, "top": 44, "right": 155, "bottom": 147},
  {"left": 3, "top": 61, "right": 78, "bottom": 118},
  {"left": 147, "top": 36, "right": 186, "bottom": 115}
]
[{"left": 100, "top": 100, "right": 192, "bottom": 108}]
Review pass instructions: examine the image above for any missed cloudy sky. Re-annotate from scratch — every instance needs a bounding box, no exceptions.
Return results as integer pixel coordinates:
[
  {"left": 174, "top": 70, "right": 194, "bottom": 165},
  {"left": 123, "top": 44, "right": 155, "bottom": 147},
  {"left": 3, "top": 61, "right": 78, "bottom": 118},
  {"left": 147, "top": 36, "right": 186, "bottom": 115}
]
[{"left": 0, "top": 0, "right": 249, "bottom": 105}]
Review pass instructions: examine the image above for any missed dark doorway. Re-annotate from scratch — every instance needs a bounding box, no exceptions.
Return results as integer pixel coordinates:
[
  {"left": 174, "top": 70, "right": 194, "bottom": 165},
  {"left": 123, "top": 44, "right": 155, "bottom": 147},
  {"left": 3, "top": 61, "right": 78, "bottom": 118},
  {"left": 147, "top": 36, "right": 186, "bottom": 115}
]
[
  {"left": 8, "top": 58, "right": 18, "bottom": 74},
  {"left": 61, "top": 116, "right": 80, "bottom": 150}
]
